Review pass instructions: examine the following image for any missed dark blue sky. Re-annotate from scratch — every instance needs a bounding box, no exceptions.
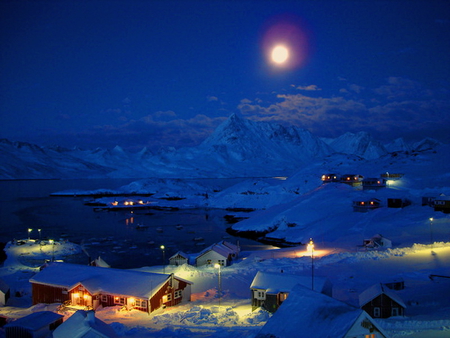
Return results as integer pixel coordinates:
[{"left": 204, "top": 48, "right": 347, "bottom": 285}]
[{"left": 1, "top": 0, "right": 450, "bottom": 150}]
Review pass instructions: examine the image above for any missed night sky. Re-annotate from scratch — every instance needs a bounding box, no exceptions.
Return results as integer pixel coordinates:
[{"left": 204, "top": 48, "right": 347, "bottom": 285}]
[{"left": 1, "top": 0, "right": 450, "bottom": 151}]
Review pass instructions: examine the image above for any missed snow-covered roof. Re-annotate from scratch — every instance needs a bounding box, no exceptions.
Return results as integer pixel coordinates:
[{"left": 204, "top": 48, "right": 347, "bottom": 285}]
[
  {"left": 4, "top": 311, "right": 63, "bottom": 330},
  {"left": 250, "top": 271, "right": 329, "bottom": 294},
  {"left": 257, "top": 284, "right": 389, "bottom": 338},
  {"left": 359, "top": 283, "right": 406, "bottom": 308},
  {"left": 196, "top": 241, "right": 239, "bottom": 260},
  {"left": 91, "top": 256, "right": 111, "bottom": 268},
  {"left": 30, "top": 262, "right": 183, "bottom": 299},
  {"left": 169, "top": 251, "right": 189, "bottom": 260},
  {"left": 53, "top": 310, "right": 117, "bottom": 338}
]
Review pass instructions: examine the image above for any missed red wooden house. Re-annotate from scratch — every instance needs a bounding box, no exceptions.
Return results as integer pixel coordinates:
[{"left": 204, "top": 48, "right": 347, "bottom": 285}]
[
  {"left": 340, "top": 174, "right": 364, "bottom": 187},
  {"left": 352, "top": 198, "right": 382, "bottom": 212},
  {"left": 30, "top": 262, "right": 192, "bottom": 313},
  {"left": 359, "top": 283, "right": 406, "bottom": 318}
]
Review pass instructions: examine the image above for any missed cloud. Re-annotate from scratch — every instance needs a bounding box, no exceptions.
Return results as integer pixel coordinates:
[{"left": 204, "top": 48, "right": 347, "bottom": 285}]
[
  {"left": 295, "top": 84, "right": 322, "bottom": 91},
  {"left": 238, "top": 77, "right": 450, "bottom": 142}
]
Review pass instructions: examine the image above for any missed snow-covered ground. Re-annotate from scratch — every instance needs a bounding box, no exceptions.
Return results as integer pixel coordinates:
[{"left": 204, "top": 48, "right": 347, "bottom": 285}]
[{"left": 0, "top": 237, "right": 449, "bottom": 337}]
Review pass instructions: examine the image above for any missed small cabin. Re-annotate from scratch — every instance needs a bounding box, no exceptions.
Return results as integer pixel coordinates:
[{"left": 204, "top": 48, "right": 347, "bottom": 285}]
[
  {"left": 363, "top": 234, "right": 392, "bottom": 249},
  {"left": 387, "top": 198, "right": 411, "bottom": 208},
  {"left": 4, "top": 311, "right": 63, "bottom": 338},
  {"left": 359, "top": 283, "right": 406, "bottom": 318},
  {"left": 362, "top": 178, "right": 386, "bottom": 190},
  {"left": 195, "top": 241, "right": 240, "bottom": 267},
  {"left": 352, "top": 198, "right": 381, "bottom": 212},
  {"left": 380, "top": 172, "right": 404, "bottom": 180},
  {"left": 434, "top": 195, "right": 450, "bottom": 213},
  {"left": 169, "top": 251, "right": 189, "bottom": 266},
  {"left": 321, "top": 174, "right": 340, "bottom": 183},
  {"left": 341, "top": 174, "right": 364, "bottom": 187}
]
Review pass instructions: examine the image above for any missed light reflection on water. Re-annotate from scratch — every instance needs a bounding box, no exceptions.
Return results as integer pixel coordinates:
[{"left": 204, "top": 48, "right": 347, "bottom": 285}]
[{"left": 0, "top": 179, "right": 269, "bottom": 269}]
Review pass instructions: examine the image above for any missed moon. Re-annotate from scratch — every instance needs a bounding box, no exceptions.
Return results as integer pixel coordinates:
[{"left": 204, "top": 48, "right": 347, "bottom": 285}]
[{"left": 271, "top": 45, "right": 289, "bottom": 64}]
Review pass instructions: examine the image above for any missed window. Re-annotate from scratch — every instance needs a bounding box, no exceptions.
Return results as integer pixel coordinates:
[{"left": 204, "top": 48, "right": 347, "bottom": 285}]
[
  {"left": 175, "top": 290, "right": 182, "bottom": 299},
  {"left": 255, "top": 290, "right": 265, "bottom": 300},
  {"left": 218, "top": 260, "right": 225, "bottom": 266},
  {"left": 365, "top": 334, "right": 375, "bottom": 338},
  {"left": 392, "top": 307, "right": 399, "bottom": 316},
  {"left": 373, "top": 307, "right": 381, "bottom": 318},
  {"left": 135, "top": 299, "right": 142, "bottom": 307},
  {"left": 114, "top": 296, "right": 125, "bottom": 305},
  {"left": 101, "top": 295, "right": 107, "bottom": 302}
]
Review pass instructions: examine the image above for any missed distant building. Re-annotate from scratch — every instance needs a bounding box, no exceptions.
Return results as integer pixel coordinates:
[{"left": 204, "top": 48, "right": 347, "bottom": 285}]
[
  {"left": 434, "top": 195, "right": 450, "bottom": 213},
  {"left": 359, "top": 283, "right": 406, "bottom": 318},
  {"left": 387, "top": 197, "right": 411, "bottom": 208},
  {"left": 362, "top": 177, "right": 386, "bottom": 190},
  {"left": 341, "top": 174, "right": 364, "bottom": 187},
  {"left": 363, "top": 234, "right": 392, "bottom": 249},
  {"left": 195, "top": 241, "right": 240, "bottom": 267},
  {"left": 321, "top": 174, "right": 340, "bottom": 183},
  {"left": 169, "top": 251, "right": 189, "bottom": 266},
  {"left": 352, "top": 198, "right": 381, "bottom": 212},
  {"left": 380, "top": 172, "right": 404, "bottom": 180},
  {"left": 250, "top": 271, "right": 332, "bottom": 312},
  {"left": 256, "top": 284, "right": 390, "bottom": 338},
  {"left": 4, "top": 311, "right": 63, "bottom": 338},
  {"left": 30, "top": 262, "right": 192, "bottom": 314},
  {"left": 422, "top": 193, "right": 438, "bottom": 207}
]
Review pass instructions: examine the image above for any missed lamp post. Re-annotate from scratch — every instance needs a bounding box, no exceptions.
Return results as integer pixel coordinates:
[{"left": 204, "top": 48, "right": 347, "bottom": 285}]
[
  {"left": 38, "top": 229, "right": 41, "bottom": 240},
  {"left": 214, "top": 263, "right": 222, "bottom": 307},
  {"left": 307, "top": 238, "right": 314, "bottom": 290},
  {"left": 429, "top": 218, "right": 434, "bottom": 250},
  {"left": 49, "top": 239, "right": 54, "bottom": 261},
  {"left": 28, "top": 228, "right": 32, "bottom": 241},
  {"left": 160, "top": 245, "right": 165, "bottom": 273}
]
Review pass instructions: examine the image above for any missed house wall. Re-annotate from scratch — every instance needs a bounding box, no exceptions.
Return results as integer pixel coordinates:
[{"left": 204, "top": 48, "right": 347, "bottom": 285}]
[
  {"left": 361, "top": 294, "right": 404, "bottom": 318},
  {"left": 169, "top": 256, "right": 188, "bottom": 266},
  {"left": 434, "top": 200, "right": 450, "bottom": 213},
  {"left": 31, "top": 283, "right": 69, "bottom": 305}
]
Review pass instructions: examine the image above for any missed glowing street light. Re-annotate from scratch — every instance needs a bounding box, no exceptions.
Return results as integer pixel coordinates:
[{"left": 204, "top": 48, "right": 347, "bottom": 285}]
[
  {"left": 214, "top": 263, "right": 222, "bottom": 307},
  {"left": 160, "top": 245, "right": 165, "bottom": 274},
  {"left": 38, "top": 229, "right": 41, "bottom": 240},
  {"left": 307, "top": 238, "right": 314, "bottom": 290},
  {"left": 28, "top": 228, "right": 32, "bottom": 241}
]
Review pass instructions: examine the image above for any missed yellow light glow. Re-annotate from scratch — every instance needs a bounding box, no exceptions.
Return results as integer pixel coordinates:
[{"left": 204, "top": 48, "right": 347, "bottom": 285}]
[
  {"left": 307, "top": 239, "right": 314, "bottom": 256},
  {"left": 271, "top": 45, "right": 289, "bottom": 64}
]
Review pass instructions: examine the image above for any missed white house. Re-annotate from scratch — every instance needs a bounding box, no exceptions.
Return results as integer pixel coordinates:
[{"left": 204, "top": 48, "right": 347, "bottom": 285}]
[
  {"left": 250, "top": 271, "right": 333, "bottom": 312},
  {"left": 4, "top": 311, "right": 64, "bottom": 338},
  {"left": 169, "top": 251, "right": 189, "bottom": 266},
  {"left": 256, "top": 284, "right": 390, "bottom": 338},
  {"left": 195, "top": 241, "right": 240, "bottom": 267},
  {"left": 53, "top": 310, "right": 117, "bottom": 338}
]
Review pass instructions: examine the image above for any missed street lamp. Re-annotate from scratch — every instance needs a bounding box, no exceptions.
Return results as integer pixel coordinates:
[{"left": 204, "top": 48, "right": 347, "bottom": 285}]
[
  {"left": 28, "top": 228, "right": 32, "bottom": 241},
  {"left": 429, "top": 218, "right": 434, "bottom": 250},
  {"left": 214, "top": 263, "right": 222, "bottom": 307},
  {"left": 307, "top": 238, "right": 314, "bottom": 290},
  {"left": 38, "top": 229, "right": 41, "bottom": 240},
  {"left": 160, "top": 245, "right": 165, "bottom": 274},
  {"left": 49, "top": 239, "right": 54, "bottom": 261}
]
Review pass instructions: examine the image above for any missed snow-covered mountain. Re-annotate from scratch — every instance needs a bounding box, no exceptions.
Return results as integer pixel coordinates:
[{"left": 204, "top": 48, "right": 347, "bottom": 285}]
[{"left": 0, "top": 115, "right": 443, "bottom": 179}]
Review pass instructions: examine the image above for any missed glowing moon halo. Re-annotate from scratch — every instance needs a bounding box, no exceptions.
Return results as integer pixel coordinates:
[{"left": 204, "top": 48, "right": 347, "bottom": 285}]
[{"left": 271, "top": 45, "right": 289, "bottom": 64}]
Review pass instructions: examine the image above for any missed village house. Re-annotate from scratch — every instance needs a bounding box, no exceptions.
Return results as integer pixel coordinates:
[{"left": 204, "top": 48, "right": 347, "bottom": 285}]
[
  {"left": 380, "top": 172, "right": 404, "bottom": 180},
  {"left": 362, "top": 177, "right": 387, "bottom": 190},
  {"left": 352, "top": 198, "right": 382, "bottom": 212},
  {"left": 256, "top": 284, "right": 390, "bottom": 338},
  {"left": 340, "top": 174, "right": 364, "bottom": 187},
  {"left": 4, "top": 311, "right": 63, "bottom": 338},
  {"left": 250, "top": 271, "right": 332, "bottom": 312},
  {"left": 433, "top": 195, "right": 450, "bottom": 213},
  {"left": 359, "top": 283, "right": 406, "bottom": 318},
  {"left": 30, "top": 262, "right": 192, "bottom": 314},
  {"left": 53, "top": 310, "right": 117, "bottom": 338},
  {"left": 321, "top": 173, "right": 340, "bottom": 183},
  {"left": 422, "top": 193, "right": 439, "bottom": 207},
  {"left": 169, "top": 251, "right": 190, "bottom": 266},
  {"left": 387, "top": 197, "right": 411, "bottom": 208},
  {"left": 0, "top": 278, "right": 10, "bottom": 306},
  {"left": 195, "top": 241, "right": 240, "bottom": 267},
  {"left": 363, "top": 234, "right": 392, "bottom": 250}
]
